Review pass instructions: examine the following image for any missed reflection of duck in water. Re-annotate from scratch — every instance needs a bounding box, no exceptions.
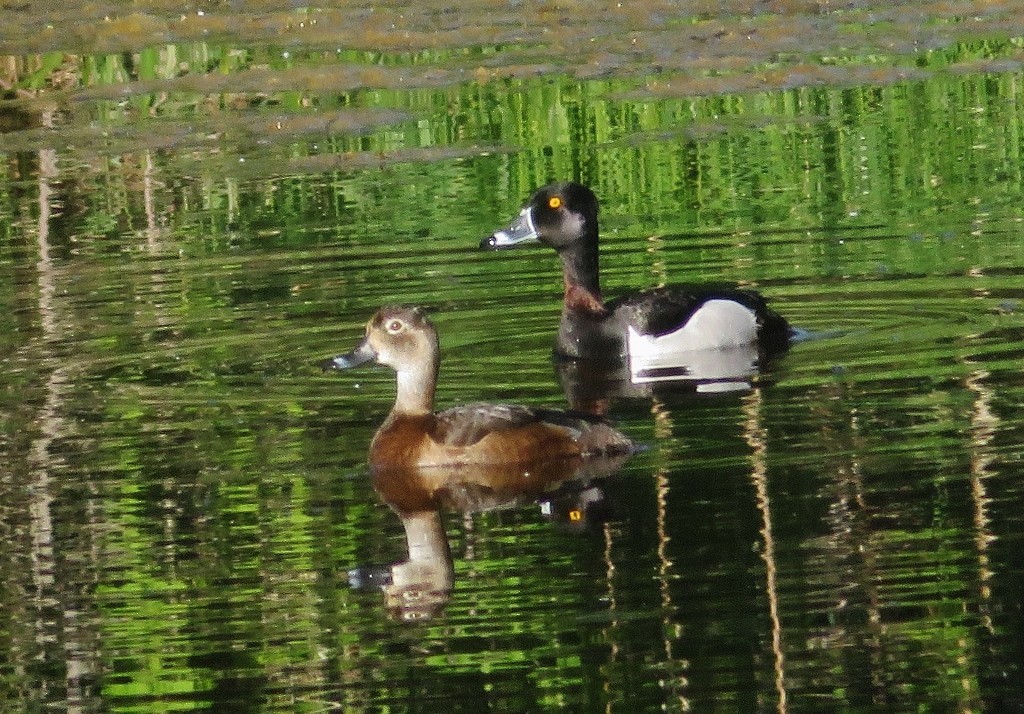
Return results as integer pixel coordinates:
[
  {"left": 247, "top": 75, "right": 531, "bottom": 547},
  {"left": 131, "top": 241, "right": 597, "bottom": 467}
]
[
  {"left": 539, "top": 479, "right": 614, "bottom": 535},
  {"left": 367, "top": 457, "right": 630, "bottom": 620},
  {"left": 553, "top": 344, "right": 766, "bottom": 415},
  {"left": 323, "top": 306, "right": 636, "bottom": 619},
  {"left": 482, "top": 183, "right": 792, "bottom": 401}
]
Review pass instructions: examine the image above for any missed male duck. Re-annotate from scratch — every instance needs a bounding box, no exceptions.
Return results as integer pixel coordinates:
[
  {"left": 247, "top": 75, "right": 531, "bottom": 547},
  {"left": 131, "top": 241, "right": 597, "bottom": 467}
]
[
  {"left": 322, "top": 306, "right": 635, "bottom": 470},
  {"left": 481, "top": 182, "right": 792, "bottom": 361}
]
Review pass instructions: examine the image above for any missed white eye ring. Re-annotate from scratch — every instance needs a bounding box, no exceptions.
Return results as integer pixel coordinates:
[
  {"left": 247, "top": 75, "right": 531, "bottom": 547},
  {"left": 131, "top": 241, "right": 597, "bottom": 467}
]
[{"left": 386, "top": 319, "right": 404, "bottom": 334}]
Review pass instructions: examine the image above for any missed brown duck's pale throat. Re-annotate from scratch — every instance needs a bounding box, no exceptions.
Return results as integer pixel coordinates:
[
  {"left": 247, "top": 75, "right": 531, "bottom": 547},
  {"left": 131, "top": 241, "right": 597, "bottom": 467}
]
[{"left": 393, "top": 365, "right": 437, "bottom": 416}]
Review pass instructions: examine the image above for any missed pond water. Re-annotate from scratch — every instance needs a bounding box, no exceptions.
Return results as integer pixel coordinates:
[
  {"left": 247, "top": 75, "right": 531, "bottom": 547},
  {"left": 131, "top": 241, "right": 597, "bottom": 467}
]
[{"left": 4, "top": 2, "right": 1024, "bottom": 712}]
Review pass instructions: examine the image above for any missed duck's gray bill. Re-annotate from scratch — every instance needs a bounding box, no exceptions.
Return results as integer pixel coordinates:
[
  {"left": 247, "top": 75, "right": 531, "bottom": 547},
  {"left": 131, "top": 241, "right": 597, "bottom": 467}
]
[
  {"left": 480, "top": 206, "right": 539, "bottom": 250},
  {"left": 321, "top": 339, "right": 376, "bottom": 371}
]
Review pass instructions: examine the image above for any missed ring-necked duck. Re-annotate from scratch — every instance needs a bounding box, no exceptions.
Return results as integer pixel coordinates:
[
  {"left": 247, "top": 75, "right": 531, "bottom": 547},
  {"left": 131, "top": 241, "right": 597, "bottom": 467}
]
[
  {"left": 481, "top": 182, "right": 792, "bottom": 362},
  {"left": 322, "top": 306, "right": 635, "bottom": 470}
]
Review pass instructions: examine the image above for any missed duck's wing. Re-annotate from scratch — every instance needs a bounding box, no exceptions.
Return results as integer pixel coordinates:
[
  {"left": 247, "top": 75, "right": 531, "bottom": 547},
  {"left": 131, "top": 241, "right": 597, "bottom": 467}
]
[
  {"left": 433, "top": 403, "right": 634, "bottom": 455},
  {"left": 432, "top": 403, "right": 553, "bottom": 447},
  {"left": 609, "top": 285, "right": 788, "bottom": 338}
]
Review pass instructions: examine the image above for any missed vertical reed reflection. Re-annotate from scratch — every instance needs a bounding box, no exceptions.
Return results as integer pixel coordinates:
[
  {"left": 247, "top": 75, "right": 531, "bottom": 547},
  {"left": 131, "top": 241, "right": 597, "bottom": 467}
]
[
  {"left": 652, "top": 398, "right": 690, "bottom": 711},
  {"left": 965, "top": 367, "right": 996, "bottom": 631},
  {"left": 743, "top": 390, "right": 787, "bottom": 713},
  {"left": 30, "top": 117, "right": 98, "bottom": 710}
]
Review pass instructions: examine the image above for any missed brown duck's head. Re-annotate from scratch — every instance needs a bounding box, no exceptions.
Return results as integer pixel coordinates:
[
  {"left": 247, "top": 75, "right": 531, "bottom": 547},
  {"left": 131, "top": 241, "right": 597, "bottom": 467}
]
[{"left": 322, "top": 306, "right": 438, "bottom": 373}]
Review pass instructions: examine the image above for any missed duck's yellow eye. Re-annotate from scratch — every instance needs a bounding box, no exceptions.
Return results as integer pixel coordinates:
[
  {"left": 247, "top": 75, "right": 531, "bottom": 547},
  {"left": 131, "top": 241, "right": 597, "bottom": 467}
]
[
  {"left": 548, "top": 196, "right": 562, "bottom": 209},
  {"left": 386, "top": 320, "right": 404, "bottom": 333}
]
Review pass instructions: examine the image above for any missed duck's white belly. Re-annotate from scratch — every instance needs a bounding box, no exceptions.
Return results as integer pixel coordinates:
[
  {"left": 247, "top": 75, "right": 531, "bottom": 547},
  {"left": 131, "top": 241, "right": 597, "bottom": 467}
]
[
  {"left": 626, "top": 300, "right": 760, "bottom": 389},
  {"left": 628, "top": 299, "right": 758, "bottom": 355}
]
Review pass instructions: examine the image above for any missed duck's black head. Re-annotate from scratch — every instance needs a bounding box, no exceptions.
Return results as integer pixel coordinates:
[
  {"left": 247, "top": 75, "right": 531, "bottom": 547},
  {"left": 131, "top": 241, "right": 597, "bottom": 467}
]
[{"left": 481, "top": 182, "right": 599, "bottom": 253}]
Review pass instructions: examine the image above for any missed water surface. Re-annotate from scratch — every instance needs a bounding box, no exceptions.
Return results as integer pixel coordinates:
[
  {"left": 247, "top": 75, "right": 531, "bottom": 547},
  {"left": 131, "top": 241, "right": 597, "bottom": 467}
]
[{"left": 3, "top": 3, "right": 1024, "bottom": 712}]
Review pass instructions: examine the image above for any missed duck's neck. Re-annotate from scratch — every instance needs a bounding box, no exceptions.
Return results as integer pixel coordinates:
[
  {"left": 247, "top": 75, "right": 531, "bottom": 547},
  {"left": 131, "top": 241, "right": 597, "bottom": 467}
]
[
  {"left": 560, "top": 238, "right": 605, "bottom": 314},
  {"left": 392, "top": 361, "right": 437, "bottom": 416}
]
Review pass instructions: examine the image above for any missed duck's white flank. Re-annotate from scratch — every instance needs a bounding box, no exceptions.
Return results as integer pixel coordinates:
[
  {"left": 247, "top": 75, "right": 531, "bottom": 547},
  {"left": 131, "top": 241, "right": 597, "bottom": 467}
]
[{"left": 627, "top": 299, "right": 758, "bottom": 355}]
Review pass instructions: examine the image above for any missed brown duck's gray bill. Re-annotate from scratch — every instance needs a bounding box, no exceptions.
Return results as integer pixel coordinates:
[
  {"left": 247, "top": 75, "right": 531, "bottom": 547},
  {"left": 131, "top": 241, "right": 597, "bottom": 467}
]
[
  {"left": 480, "top": 206, "right": 539, "bottom": 250},
  {"left": 322, "top": 339, "right": 376, "bottom": 370}
]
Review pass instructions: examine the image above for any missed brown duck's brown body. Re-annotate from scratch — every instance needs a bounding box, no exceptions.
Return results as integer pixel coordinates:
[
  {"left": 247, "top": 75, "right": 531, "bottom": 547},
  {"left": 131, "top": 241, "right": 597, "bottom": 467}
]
[
  {"left": 369, "top": 406, "right": 632, "bottom": 472},
  {"left": 324, "top": 305, "right": 635, "bottom": 471},
  {"left": 370, "top": 413, "right": 583, "bottom": 470}
]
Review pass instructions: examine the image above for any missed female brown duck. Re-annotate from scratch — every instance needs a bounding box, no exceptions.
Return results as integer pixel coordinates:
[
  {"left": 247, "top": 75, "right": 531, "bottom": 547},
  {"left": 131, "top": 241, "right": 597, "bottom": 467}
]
[{"left": 322, "top": 306, "right": 635, "bottom": 470}]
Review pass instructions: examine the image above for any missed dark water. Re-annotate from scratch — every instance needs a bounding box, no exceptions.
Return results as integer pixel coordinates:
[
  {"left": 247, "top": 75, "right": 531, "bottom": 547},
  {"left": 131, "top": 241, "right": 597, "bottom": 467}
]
[{"left": 4, "top": 3, "right": 1024, "bottom": 712}]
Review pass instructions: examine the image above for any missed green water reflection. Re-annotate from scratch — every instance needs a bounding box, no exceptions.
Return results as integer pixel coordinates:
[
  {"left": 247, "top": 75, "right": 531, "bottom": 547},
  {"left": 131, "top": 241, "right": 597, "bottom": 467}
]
[{"left": 3, "top": 7, "right": 1024, "bottom": 713}]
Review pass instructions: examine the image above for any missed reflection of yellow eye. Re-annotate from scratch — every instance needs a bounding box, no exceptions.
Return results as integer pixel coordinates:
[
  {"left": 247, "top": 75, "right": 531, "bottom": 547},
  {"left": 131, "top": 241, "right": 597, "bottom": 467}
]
[
  {"left": 568, "top": 509, "right": 583, "bottom": 522},
  {"left": 548, "top": 196, "right": 562, "bottom": 209}
]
